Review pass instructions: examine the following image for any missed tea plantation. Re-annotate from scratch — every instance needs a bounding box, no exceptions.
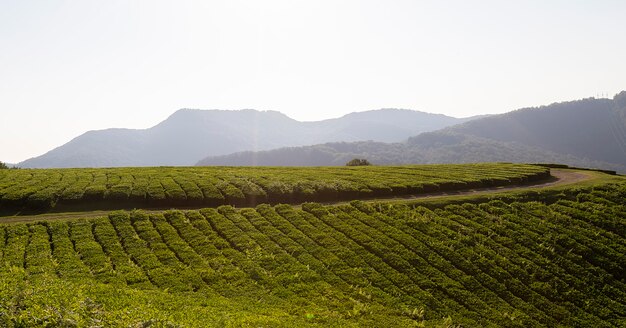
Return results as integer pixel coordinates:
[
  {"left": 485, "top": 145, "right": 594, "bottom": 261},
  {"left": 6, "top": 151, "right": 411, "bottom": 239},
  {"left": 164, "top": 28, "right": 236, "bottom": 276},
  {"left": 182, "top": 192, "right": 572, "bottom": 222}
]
[
  {"left": 0, "top": 163, "right": 548, "bottom": 213},
  {"left": 0, "top": 181, "right": 626, "bottom": 327},
  {"left": 1, "top": 168, "right": 626, "bottom": 326}
]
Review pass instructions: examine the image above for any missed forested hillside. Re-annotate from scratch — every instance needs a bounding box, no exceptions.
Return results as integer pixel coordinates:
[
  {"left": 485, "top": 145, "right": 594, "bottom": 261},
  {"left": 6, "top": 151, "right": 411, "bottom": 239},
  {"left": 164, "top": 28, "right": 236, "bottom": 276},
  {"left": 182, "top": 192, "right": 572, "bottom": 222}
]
[
  {"left": 198, "top": 93, "right": 626, "bottom": 172},
  {"left": 447, "top": 91, "right": 626, "bottom": 166},
  {"left": 198, "top": 132, "right": 625, "bottom": 172}
]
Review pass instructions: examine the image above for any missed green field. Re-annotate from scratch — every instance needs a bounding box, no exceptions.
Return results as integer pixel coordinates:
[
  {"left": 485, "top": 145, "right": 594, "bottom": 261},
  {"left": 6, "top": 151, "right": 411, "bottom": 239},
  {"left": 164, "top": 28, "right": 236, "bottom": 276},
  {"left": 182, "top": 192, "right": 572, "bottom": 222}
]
[
  {"left": 0, "top": 164, "right": 625, "bottom": 327},
  {"left": 0, "top": 164, "right": 626, "bottom": 327},
  {"left": 0, "top": 163, "right": 549, "bottom": 213}
]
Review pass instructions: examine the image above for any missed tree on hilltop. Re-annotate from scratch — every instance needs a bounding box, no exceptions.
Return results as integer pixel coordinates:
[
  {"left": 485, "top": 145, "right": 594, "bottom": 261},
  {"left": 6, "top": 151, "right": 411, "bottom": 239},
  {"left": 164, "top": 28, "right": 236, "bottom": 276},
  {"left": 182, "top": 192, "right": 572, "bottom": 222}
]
[{"left": 346, "top": 158, "right": 371, "bottom": 166}]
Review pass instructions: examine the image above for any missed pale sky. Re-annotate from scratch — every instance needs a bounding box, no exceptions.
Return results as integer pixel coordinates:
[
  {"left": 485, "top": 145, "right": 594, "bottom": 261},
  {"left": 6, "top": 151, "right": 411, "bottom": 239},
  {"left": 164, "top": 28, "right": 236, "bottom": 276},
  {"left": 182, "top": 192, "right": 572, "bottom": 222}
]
[{"left": 1, "top": 0, "right": 625, "bottom": 163}]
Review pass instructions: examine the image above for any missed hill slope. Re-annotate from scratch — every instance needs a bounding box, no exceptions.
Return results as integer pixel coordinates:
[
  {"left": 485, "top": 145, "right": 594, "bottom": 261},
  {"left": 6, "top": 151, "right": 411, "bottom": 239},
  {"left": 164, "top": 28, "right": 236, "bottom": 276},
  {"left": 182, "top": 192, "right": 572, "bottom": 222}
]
[
  {"left": 198, "top": 93, "right": 626, "bottom": 172},
  {"left": 18, "top": 109, "right": 469, "bottom": 168},
  {"left": 447, "top": 91, "right": 626, "bottom": 166},
  {"left": 2, "top": 183, "right": 625, "bottom": 326},
  {"left": 197, "top": 132, "right": 626, "bottom": 171},
  {"left": 0, "top": 163, "right": 548, "bottom": 213}
]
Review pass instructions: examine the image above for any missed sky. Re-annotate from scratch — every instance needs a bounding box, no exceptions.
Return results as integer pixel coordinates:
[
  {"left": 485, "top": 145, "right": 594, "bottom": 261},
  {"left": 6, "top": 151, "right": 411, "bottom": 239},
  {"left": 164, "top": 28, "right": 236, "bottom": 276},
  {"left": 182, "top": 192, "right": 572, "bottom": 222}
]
[{"left": 1, "top": 0, "right": 625, "bottom": 163}]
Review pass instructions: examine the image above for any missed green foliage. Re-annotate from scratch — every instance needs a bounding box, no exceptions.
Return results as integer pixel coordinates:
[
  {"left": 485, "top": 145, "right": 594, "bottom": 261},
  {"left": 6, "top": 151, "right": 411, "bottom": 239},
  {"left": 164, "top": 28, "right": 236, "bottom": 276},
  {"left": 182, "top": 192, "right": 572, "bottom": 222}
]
[
  {"left": 2, "top": 184, "right": 626, "bottom": 325},
  {"left": 346, "top": 158, "right": 371, "bottom": 166},
  {"left": 0, "top": 161, "right": 8, "bottom": 169},
  {"left": 0, "top": 163, "right": 550, "bottom": 212}
]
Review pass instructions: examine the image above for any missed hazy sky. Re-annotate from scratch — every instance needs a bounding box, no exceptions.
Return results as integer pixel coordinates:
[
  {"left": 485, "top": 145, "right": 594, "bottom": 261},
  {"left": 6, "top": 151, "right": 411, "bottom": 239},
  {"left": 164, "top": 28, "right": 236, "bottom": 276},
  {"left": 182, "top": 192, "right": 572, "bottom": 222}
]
[{"left": 1, "top": 0, "right": 625, "bottom": 163}]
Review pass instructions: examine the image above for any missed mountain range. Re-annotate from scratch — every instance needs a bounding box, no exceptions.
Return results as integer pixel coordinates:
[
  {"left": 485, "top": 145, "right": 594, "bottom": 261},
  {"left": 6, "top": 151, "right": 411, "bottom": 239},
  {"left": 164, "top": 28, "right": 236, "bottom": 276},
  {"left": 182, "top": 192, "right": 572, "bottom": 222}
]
[
  {"left": 18, "top": 91, "right": 626, "bottom": 172},
  {"left": 18, "top": 109, "right": 472, "bottom": 168},
  {"left": 197, "top": 92, "right": 626, "bottom": 172}
]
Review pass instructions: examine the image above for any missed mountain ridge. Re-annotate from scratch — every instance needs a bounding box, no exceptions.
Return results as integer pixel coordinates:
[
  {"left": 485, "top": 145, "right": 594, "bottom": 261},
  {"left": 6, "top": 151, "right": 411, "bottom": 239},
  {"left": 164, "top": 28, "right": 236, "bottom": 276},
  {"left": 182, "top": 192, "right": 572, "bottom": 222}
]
[
  {"left": 19, "top": 108, "right": 467, "bottom": 168},
  {"left": 196, "top": 93, "right": 626, "bottom": 172},
  {"left": 445, "top": 95, "right": 626, "bottom": 165}
]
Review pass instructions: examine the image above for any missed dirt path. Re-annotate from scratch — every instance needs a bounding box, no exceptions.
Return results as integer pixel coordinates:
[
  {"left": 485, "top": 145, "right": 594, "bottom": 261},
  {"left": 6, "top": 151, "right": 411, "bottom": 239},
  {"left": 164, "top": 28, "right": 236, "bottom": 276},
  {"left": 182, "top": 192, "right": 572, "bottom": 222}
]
[
  {"left": 364, "top": 168, "right": 592, "bottom": 201},
  {"left": 0, "top": 169, "right": 596, "bottom": 224}
]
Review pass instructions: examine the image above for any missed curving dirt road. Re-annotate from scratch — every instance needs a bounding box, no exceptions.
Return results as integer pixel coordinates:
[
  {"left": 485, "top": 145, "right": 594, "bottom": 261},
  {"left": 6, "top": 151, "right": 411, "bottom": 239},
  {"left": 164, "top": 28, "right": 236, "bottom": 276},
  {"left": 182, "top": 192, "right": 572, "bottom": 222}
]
[
  {"left": 0, "top": 169, "right": 600, "bottom": 224},
  {"left": 308, "top": 168, "right": 595, "bottom": 208},
  {"left": 530, "top": 169, "right": 592, "bottom": 187},
  {"left": 382, "top": 168, "right": 593, "bottom": 200}
]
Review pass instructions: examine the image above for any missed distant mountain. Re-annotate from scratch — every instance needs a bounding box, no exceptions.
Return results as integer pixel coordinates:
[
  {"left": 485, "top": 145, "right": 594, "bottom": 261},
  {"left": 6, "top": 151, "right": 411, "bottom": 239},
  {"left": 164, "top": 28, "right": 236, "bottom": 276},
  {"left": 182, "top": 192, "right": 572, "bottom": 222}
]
[
  {"left": 447, "top": 92, "right": 626, "bottom": 166},
  {"left": 197, "top": 92, "right": 626, "bottom": 172},
  {"left": 197, "top": 132, "right": 625, "bottom": 171},
  {"left": 19, "top": 108, "right": 470, "bottom": 168}
]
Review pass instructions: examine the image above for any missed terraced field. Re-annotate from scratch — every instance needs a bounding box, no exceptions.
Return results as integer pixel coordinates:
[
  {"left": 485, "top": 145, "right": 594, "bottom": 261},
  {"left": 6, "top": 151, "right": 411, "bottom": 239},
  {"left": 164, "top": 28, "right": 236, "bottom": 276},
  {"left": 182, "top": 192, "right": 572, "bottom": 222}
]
[
  {"left": 0, "top": 163, "right": 549, "bottom": 213},
  {"left": 1, "top": 180, "right": 625, "bottom": 326}
]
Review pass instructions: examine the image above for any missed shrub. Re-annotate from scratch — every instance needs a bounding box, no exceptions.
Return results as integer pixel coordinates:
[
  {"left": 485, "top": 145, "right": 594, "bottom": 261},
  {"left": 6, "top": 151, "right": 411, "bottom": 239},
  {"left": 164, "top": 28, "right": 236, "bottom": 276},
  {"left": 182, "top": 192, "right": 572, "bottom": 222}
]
[{"left": 346, "top": 158, "right": 371, "bottom": 166}]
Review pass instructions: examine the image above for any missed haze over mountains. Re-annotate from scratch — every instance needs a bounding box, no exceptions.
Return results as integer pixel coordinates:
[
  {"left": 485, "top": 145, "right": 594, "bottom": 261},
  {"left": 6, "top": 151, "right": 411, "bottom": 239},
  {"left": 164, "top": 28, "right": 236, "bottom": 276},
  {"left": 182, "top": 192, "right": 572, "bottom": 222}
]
[
  {"left": 199, "top": 131, "right": 624, "bottom": 170},
  {"left": 198, "top": 92, "right": 626, "bottom": 172},
  {"left": 19, "top": 109, "right": 470, "bottom": 168},
  {"left": 17, "top": 91, "right": 626, "bottom": 171}
]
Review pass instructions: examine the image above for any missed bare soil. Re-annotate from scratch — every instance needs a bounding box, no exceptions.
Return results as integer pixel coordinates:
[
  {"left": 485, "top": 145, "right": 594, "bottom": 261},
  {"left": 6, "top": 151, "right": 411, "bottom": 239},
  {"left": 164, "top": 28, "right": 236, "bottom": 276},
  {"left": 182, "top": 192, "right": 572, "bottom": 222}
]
[{"left": 400, "top": 168, "right": 591, "bottom": 199}]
